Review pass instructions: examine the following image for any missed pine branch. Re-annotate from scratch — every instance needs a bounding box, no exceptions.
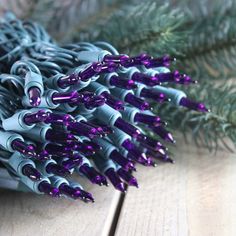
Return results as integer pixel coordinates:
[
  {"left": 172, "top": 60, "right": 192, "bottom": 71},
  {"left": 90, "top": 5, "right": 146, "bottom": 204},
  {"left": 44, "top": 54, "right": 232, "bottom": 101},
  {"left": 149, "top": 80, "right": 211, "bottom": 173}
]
[
  {"left": 176, "top": 0, "right": 236, "bottom": 81},
  {"left": 156, "top": 81, "right": 236, "bottom": 150},
  {"left": 76, "top": 1, "right": 189, "bottom": 56}
]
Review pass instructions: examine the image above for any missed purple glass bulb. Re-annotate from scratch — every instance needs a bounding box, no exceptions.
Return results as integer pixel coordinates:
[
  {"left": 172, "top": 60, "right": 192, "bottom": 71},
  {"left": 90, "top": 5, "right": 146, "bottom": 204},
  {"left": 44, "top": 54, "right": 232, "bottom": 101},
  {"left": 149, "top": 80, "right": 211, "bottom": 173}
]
[
  {"left": 79, "top": 164, "right": 108, "bottom": 186},
  {"left": 146, "top": 156, "right": 157, "bottom": 167},
  {"left": 45, "top": 143, "right": 75, "bottom": 155},
  {"left": 117, "top": 168, "right": 139, "bottom": 187},
  {"left": 99, "top": 62, "right": 119, "bottom": 73},
  {"left": 73, "top": 187, "right": 95, "bottom": 202},
  {"left": 151, "top": 126, "right": 175, "bottom": 143},
  {"left": 79, "top": 63, "right": 102, "bottom": 81},
  {"left": 179, "top": 97, "right": 209, "bottom": 112},
  {"left": 67, "top": 122, "right": 99, "bottom": 138},
  {"left": 81, "top": 121, "right": 112, "bottom": 137},
  {"left": 102, "top": 91, "right": 124, "bottom": 110},
  {"left": 36, "top": 149, "right": 52, "bottom": 161},
  {"left": 84, "top": 95, "right": 106, "bottom": 109},
  {"left": 122, "top": 139, "right": 148, "bottom": 163},
  {"left": 109, "top": 150, "right": 136, "bottom": 171},
  {"left": 140, "top": 88, "right": 168, "bottom": 103},
  {"left": 110, "top": 75, "right": 137, "bottom": 90},
  {"left": 124, "top": 93, "right": 151, "bottom": 110},
  {"left": 134, "top": 113, "right": 162, "bottom": 126},
  {"left": 74, "top": 141, "right": 96, "bottom": 156},
  {"left": 61, "top": 155, "right": 83, "bottom": 170},
  {"left": 45, "top": 129, "right": 77, "bottom": 143},
  {"left": 38, "top": 181, "right": 60, "bottom": 197},
  {"left": 82, "top": 140, "right": 101, "bottom": 151},
  {"left": 153, "top": 70, "right": 179, "bottom": 83},
  {"left": 105, "top": 168, "right": 126, "bottom": 192},
  {"left": 80, "top": 91, "right": 95, "bottom": 101},
  {"left": 45, "top": 113, "right": 75, "bottom": 126},
  {"left": 59, "top": 183, "right": 83, "bottom": 200},
  {"left": 11, "top": 139, "right": 36, "bottom": 157},
  {"left": 114, "top": 117, "right": 141, "bottom": 138},
  {"left": 136, "top": 134, "right": 167, "bottom": 155},
  {"left": 144, "top": 55, "right": 172, "bottom": 68},
  {"left": 57, "top": 73, "right": 80, "bottom": 88},
  {"left": 179, "top": 74, "right": 198, "bottom": 85},
  {"left": 22, "top": 164, "right": 42, "bottom": 181},
  {"left": 28, "top": 87, "right": 41, "bottom": 107},
  {"left": 24, "top": 110, "right": 49, "bottom": 125},
  {"left": 46, "top": 163, "right": 70, "bottom": 177},
  {"left": 51, "top": 91, "right": 82, "bottom": 104},
  {"left": 132, "top": 72, "right": 159, "bottom": 86},
  {"left": 93, "top": 123, "right": 113, "bottom": 136},
  {"left": 122, "top": 53, "right": 152, "bottom": 67},
  {"left": 103, "top": 54, "right": 130, "bottom": 65},
  {"left": 133, "top": 53, "right": 152, "bottom": 65}
]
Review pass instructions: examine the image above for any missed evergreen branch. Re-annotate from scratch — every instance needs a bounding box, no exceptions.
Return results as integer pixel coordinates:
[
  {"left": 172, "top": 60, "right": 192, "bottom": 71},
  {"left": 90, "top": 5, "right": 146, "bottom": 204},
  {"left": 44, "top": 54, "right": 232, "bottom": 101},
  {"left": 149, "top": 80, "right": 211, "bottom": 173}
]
[
  {"left": 175, "top": 0, "right": 236, "bottom": 81},
  {"left": 76, "top": 2, "right": 189, "bottom": 56},
  {"left": 156, "top": 82, "right": 236, "bottom": 150}
]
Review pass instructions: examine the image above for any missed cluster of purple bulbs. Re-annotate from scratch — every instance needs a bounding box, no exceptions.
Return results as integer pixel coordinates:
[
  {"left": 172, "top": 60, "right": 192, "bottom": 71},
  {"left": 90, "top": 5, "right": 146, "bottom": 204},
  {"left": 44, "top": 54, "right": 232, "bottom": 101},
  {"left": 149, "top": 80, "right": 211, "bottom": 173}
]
[{"left": 0, "top": 14, "right": 209, "bottom": 202}]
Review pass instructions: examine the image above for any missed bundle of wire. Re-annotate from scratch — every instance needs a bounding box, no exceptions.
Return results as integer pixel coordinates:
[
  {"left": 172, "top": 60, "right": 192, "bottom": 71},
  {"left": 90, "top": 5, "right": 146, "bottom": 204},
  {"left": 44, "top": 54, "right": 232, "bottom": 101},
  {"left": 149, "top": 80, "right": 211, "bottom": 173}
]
[{"left": 0, "top": 13, "right": 209, "bottom": 203}]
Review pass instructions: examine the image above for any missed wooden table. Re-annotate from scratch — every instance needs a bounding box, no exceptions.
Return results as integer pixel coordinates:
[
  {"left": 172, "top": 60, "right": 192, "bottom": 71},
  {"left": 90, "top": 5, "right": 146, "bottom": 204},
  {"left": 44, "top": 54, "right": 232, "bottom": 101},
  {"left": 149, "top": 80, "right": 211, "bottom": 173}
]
[{"left": 0, "top": 138, "right": 235, "bottom": 236}]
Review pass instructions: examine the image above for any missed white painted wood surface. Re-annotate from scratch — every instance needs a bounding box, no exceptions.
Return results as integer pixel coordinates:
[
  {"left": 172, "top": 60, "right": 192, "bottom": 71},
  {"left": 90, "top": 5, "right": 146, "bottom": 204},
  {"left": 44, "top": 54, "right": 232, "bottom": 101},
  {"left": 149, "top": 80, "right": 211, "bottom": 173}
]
[
  {"left": 0, "top": 138, "right": 235, "bottom": 236},
  {"left": 115, "top": 140, "right": 236, "bottom": 236}
]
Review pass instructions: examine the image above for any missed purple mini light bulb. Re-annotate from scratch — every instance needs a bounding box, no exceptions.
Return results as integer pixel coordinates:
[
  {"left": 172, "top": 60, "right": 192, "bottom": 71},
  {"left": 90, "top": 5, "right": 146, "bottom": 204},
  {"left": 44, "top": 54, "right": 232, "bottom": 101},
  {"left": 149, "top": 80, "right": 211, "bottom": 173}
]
[
  {"left": 46, "top": 163, "right": 71, "bottom": 177},
  {"left": 109, "top": 150, "right": 136, "bottom": 172},
  {"left": 101, "top": 91, "right": 124, "bottom": 110},
  {"left": 140, "top": 88, "right": 169, "bottom": 103},
  {"left": 144, "top": 55, "right": 173, "bottom": 68},
  {"left": 131, "top": 72, "right": 160, "bottom": 86},
  {"left": 84, "top": 95, "right": 106, "bottom": 109},
  {"left": 45, "top": 113, "right": 75, "bottom": 126},
  {"left": 44, "top": 143, "right": 75, "bottom": 155},
  {"left": 28, "top": 87, "right": 41, "bottom": 107},
  {"left": 105, "top": 168, "right": 126, "bottom": 192},
  {"left": 67, "top": 121, "right": 101, "bottom": 139},
  {"left": 82, "top": 140, "right": 102, "bottom": 151},
  {"left": 36, "top": 149, "right": 52, "bottom": 161},
  {"left": 121, "top": 139, "right": 149, "bottom": 165},
  {"left": 24, "top": 110, "right": 49, "bottom": 125},
  {"left": 136, "top": 134, "right": 167, "bottom": 155},
  {"left": 57, "top": 73, "right": 80, "bottom": 88},
  {"left": 61, "top": 155, "right": 83, "bottom": 170},
  {"left": 179, "top": 97, "right": 210, "bottom": 112},
  {"left": 124, "top": 93, "right": 151, "bottom": 111},
  {"left": 38, "top": 181, "right": 60, "bottom": 197},
  {"left": 134, "top": 113, "right": 163, "bottom": 126},
  {"left": 73, "top": 141, "right": 96, "bottom": 156},
  {"left": 59, "top": 183, "right": 94, "bottom": 202},
  {"left": 72, "top": 186, "right": 95, "bottom": 202},
  {"left": 109, "top": 75, "right": 137, "bottom": 90},
  {"left": 114, "top": 117, "right": 141, "bottom": 138},
  {"left": 51, "top": 91, "right": 83, "bottom": 104},
  {"left": 11, "top": 139, "right": 37, "bottom": 158},
  {"left": 22, "top": 164, "right": 42, "bottom": 181},
  {"left": 45, "top": 129, "right": 77, "bottom": 144},
  {"left": 103, "top": 54, "right": 130, "bottom": 65},
  {"left": 78, "top": 62, "right": 103, "bottom": 81},
  {"left": 117, "top": 168, "right": 138, "bottom": 188},
  {"left": 150, "top": 126, "right": 176, "bottom": 143},
  {"left": 79, "top": 164, "right": 108, "bottom": 186}
]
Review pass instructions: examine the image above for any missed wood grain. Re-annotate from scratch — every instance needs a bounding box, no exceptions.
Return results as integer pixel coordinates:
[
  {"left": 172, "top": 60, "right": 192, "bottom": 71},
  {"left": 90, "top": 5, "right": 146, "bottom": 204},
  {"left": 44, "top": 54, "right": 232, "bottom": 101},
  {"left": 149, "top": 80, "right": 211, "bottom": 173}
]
[
  {"left": 115, "top": 139, "right": 236, "bottom": 236},
  {"left": 0, "top": 176, "right": 121, "bottom": 236}
]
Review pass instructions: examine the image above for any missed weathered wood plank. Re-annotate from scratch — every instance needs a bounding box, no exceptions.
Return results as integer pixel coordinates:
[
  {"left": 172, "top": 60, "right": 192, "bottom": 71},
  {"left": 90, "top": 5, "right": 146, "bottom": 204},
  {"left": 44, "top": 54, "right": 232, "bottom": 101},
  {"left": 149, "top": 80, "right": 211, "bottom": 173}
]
[
  {"left": 115, "top": 139, "right": 236, "bottom": 236},
  {"left": 0, "top": 176, "right": 121, "bottom": 236}
]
